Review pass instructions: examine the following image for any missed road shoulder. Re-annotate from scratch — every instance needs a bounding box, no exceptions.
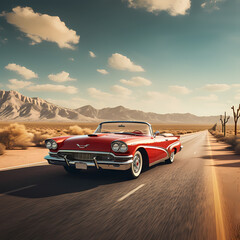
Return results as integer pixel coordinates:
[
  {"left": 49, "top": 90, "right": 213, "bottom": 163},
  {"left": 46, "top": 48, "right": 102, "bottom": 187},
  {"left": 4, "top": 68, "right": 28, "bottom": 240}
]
[
  {"left": 0, "top": 147, "right": 48, "bottom": 170},
  {"left": 208, "top": 132, "right": 240, "bottom": 240}
]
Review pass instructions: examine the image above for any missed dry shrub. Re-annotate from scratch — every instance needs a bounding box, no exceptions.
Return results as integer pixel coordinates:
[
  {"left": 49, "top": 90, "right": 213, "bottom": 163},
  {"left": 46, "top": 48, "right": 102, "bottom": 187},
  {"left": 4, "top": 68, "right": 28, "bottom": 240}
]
[
  {"left": 31, "top": 131, "right": 52, "bottom": 147},
  {"left": 234, "top": 143, "right": 240, "bottom": 155},
  {"left": 0, "top": 143, "right": 6, "bottom": 155},
  {"left": 0, "top": 123, "right": 34, "bottom": 149},
  {"left": 68, "top": 125, "right": 93, "bottom": 135}
]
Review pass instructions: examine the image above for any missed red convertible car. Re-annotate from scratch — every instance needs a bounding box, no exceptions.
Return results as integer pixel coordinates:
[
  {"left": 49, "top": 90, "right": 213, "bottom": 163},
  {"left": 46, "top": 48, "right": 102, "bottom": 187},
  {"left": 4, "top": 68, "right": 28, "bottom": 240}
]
[{"left": 44, "top": 121, "right": 182, "bottom": 178}]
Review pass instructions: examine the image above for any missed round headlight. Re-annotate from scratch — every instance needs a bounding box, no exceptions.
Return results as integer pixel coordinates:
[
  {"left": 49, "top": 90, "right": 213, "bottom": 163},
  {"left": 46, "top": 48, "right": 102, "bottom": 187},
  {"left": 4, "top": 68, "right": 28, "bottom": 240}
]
[
  {"left": 46, "top": 141, "right": 52, "bottom": 149},
  {"left": 119, "top": 143, "right": 128, "bottom": 153},
  {"left": 51, "top": 141, "right": 58, "bottom": 150},
  {"left": 112, "top": 142, "right": 120, "bottom": 152}
]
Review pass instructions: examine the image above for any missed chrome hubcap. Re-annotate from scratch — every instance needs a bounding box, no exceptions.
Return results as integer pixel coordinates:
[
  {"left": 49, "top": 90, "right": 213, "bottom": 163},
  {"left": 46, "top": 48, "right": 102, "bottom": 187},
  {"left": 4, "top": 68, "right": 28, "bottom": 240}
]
[
  {"left": 133, "top": 154, "right": 141, "bottom": 173},
  {"left": 170, "top": 152, "right": 174, "bottom": 162}
]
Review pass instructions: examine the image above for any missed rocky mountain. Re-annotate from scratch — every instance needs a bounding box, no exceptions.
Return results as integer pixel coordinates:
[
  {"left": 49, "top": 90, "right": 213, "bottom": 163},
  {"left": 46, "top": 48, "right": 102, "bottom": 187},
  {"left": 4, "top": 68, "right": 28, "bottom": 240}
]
[
  {"left": 0, "top": 89, "right": 221, "bottom": 124},
  {"left": 0, "top": 90, "right": 92, "bottom": 121}
]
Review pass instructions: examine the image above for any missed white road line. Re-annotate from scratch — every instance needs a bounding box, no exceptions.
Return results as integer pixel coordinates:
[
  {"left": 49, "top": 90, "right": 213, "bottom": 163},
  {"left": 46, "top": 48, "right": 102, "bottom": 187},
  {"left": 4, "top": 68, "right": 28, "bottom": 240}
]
[
  {"left": 117, "top": 184, "right": 145, "bottom": 202},
  {"left": 0, "top": 184, "right": 36, "bottom": 196},
  {"left": 0, "top": 161, "right": 47, "bottom": 171}
]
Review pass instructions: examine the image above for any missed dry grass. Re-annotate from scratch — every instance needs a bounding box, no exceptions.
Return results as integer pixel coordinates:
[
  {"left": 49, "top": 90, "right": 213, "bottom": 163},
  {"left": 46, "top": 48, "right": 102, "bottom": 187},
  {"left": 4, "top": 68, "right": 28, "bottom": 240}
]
[
  {"left": 0, "top": 122, "right": 96, "bottom": 153},
  {"left": 209, "top": 127, "right": 240, "bottom": 155},
  {"left": 0, "top": 123, "right": 34, "bottom": 150},
  {"left": 0, "top": 143, "right": 6, "bottom": 155}
]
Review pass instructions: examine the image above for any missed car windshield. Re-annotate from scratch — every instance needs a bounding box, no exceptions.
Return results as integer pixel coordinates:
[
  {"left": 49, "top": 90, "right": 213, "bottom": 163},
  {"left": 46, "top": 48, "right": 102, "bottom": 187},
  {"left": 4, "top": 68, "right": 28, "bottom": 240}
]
[{"left": 95, "top": 122, "right": 152, "bottom": 136}]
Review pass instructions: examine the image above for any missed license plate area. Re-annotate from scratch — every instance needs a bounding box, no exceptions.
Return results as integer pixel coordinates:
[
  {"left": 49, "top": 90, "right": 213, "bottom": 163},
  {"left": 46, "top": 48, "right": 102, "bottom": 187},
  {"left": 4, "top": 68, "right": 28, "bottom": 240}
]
[{"left": 75, "top": 162, "right": 87, "bottom": 170}]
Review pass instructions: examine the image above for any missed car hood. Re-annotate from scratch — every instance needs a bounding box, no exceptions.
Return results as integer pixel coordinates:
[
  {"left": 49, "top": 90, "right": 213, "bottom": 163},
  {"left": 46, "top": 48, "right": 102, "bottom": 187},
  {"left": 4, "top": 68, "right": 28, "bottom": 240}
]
[{"left": 59, "top": 133, "right": 149, "bottom": 152}]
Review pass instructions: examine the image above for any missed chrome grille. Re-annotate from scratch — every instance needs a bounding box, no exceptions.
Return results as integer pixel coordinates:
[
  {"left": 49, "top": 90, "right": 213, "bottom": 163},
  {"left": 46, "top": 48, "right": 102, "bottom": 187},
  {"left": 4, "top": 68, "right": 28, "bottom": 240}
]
[{"left": 57, "top": 151, "right": 114, "bottom": 161}]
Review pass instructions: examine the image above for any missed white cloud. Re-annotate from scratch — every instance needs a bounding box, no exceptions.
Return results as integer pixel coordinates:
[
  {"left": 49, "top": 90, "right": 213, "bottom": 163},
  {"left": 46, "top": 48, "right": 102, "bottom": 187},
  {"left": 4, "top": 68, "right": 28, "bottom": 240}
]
[
  {"left": 235, "top": 94, "right": 240, "bottom": 100},
  {"left": 46, "top": 97, "right": 88, "bottom": 109},
  {"left": 7, "top": 79, "right": 32, "bottom": 90},
  {"left": 126, "top": 0, "right": 191, "bottom": 16},
  {"left": 5, "top": 63, "right": 38, "bottom": 80},
  {"left": 232, "top": 84, "right": 240, "bottom": 88},
  {"left": 120, "top": 76, "right": 151, "bottom": 87},
  {"left": 69, "top": 58, "right": 74, "bottom": 61},
  {"left": 89, "top": 51, "right": 96, "bottom": 58},
  {"left": 111, "top": 85, "right": 132, "bottom": 96},
  {"left": 88, "top": 88, "right": 112, "bottom": 99},
  {"left": 27, "top": 84, "right": 78, "bottom": 94},
  {"left": 201, "top": 0, "right": 222, "bottom": 11},
  {"left": 97, "top": 69, "right": 109, "bottom": 75},
  {"left": 195, "top": 94, "right": 218, "bottom": 101},
  {"left": 147, "top": 91, "right": 178, "bottom": 102},
  {"left": 48, "top": 71, "right": 76, "bottom": 82},
  {"left": 142, "top": 91, "right": 180, "bottom": 112},
  {"left": 169, "top": 85, "right": 191, "bottom": 94},
  {"left": 202, "top": 84, "right": 230, "bottom": 92},
  {"left": 1, "top": 6, "right": 80, "bottom": 49},
  {"left": 108, "top": 53, "right": 144, "bottom": 72}
]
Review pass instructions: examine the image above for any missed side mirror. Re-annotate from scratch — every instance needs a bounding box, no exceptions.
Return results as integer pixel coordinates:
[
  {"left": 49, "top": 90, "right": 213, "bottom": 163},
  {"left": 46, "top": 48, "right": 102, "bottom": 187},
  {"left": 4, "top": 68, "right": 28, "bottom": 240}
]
[{"left": 154, "top": 131, "right": 160, "bottom": 138}]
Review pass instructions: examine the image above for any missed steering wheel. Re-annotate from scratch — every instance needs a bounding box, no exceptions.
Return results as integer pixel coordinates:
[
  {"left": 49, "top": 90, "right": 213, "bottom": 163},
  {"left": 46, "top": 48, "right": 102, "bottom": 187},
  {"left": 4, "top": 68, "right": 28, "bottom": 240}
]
[{"left": 132, "top": 130, "right": 143, "bottom": 135}]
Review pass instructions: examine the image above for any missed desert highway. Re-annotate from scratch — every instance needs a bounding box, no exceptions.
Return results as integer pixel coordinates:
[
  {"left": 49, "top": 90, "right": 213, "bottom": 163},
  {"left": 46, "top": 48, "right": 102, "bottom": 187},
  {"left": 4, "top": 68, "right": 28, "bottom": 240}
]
[{"left": 0, "top": 131, "right": 226, "bottom": 240}]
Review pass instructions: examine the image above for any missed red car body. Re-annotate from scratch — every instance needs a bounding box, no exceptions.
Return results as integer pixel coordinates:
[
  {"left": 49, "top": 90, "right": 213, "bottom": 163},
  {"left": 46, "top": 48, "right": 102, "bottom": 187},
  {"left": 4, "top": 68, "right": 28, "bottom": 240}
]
[{"left": 44, "top": 121, "right": 182, "bottom": 178}]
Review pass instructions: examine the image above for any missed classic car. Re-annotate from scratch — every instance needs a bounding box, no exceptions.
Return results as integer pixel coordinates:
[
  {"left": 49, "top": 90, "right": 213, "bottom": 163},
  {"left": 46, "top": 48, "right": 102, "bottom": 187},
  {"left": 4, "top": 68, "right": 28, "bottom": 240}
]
[{"left": 44, "top": 121, "right": 182, "bottom": 178}]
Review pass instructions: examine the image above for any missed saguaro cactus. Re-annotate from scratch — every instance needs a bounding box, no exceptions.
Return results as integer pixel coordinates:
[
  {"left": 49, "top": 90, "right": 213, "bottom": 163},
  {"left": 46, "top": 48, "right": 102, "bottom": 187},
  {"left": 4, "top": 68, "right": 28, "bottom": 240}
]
[
  {"left": 231, "top": 104, "right": 240, "bottom": 135},
  {"left": 220, "top": 112, "right": 230, "bottom": 137}
]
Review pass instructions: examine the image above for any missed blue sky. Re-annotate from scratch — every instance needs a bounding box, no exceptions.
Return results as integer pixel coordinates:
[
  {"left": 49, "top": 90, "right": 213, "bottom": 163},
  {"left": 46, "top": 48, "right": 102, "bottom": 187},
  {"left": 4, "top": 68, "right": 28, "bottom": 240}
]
[{"left": 0, "top": 0, "right": 240, "bottom": 115}]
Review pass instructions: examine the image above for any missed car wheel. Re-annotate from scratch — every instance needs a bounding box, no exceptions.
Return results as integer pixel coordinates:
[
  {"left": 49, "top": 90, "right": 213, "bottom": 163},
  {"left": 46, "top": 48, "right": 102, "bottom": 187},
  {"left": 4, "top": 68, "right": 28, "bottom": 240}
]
[
  {"left": 63, "top": 166, "right": 81, "bottom": 174},
  {"left": 166, "top": 151, "right": 175, "bottom": 164},
  {"left": 129, "top": 151, "right": 143, "bottom": 178}
]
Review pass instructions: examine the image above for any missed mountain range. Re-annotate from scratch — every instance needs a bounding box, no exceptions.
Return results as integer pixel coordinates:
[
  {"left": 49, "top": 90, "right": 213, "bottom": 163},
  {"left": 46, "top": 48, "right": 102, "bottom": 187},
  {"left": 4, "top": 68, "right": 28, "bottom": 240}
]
[{"left": 0, "top": 89, "right": 221, "bottom": 124}]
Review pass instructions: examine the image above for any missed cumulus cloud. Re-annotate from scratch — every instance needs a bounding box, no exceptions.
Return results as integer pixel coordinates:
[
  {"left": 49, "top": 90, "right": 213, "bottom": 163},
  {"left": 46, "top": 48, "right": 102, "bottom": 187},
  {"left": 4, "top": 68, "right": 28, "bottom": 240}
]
[
  {"left": 48, "top": 71, "right": 76, "bottom": 82},
  {"left": 97, "top": 69, "right": 109, "bottom": 75},
  {"left": 108, "top": 53, "right": 144, "bottom": 72},
  {"left": 7, "top": 79, "right": 32, "bottom": 90},
  {"left": 27, "top": 84, "right": 78, "bottom": 94},
  {"left": 202, "top": 84, "right": 230, "bottom": 92},
  {"left": 111, "top": 85, "right": 132, "bottom": 96},
  {"left": 195, "top": 94, "right": 218, "bottom": 101},
  {"left": 1, "top": 6, "right": 80, "bottom": 49},
  {"left": 120, "top": 76, "right": 151, "bottom": 87},
  {"left": 89, "top": 51, "right": 96, "bottom": 58},
  {"left": 5, "top": 63, "right": 38, "bottom": 80},
  {"left": 126, "top": 0, "right": 191, "bottom": 16},
  {"left": 169, "top": 85, "right": 191, "bottom": 94},
  {"left": 88, "top": 88, "right": 112, "bottom": 99}
]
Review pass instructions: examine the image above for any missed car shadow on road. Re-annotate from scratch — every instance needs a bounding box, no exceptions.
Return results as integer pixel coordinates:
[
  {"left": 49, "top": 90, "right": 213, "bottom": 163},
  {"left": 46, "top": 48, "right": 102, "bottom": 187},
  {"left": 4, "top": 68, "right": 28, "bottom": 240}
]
[{"left": 0, "top": 165, "right": 137, "bottom": 199}]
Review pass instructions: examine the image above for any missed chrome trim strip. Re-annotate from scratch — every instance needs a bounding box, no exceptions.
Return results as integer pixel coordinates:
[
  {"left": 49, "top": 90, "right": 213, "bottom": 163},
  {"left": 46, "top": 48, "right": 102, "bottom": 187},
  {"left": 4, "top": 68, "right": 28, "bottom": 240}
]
[
  {"left": 44, "top": 155, "right": 133, "bottom": 168},
  {"left": 57, "top": 150, "right": 133, "bottom": 159},
  {"left": 167, "top": 141, "right": 180, "bottom": 150},
  {"left": 149, "top": 156, "right": 169, "bottom": 167},
  {"left": 137, "top": 145, "right": 169, "bottom": 158},
  {"left": 49, "top": 151, "right": 57, "bottom": 155}
]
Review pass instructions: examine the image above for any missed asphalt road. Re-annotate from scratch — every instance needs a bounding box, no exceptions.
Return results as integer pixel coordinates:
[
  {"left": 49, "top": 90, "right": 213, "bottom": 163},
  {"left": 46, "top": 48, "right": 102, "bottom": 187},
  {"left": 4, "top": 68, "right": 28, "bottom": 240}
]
[{"left": 0, "top": 131, "right": 222, "bottom": 240}]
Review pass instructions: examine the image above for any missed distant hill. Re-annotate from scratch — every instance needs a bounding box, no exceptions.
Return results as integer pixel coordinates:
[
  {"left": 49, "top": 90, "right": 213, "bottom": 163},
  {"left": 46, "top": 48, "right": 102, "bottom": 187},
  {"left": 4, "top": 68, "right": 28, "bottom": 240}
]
[
  {"left": 76, "top": 105, "right": 220, "bottom": 124},
  {"left": 0, "top": 89, "right": 221, "bottom": 124}
]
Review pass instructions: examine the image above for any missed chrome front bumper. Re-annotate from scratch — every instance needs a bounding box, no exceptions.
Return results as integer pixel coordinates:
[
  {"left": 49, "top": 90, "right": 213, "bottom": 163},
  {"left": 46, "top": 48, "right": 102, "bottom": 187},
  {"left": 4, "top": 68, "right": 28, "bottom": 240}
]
[{"left": 44, "top": 152, "right": 133, "bottom": 171}]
